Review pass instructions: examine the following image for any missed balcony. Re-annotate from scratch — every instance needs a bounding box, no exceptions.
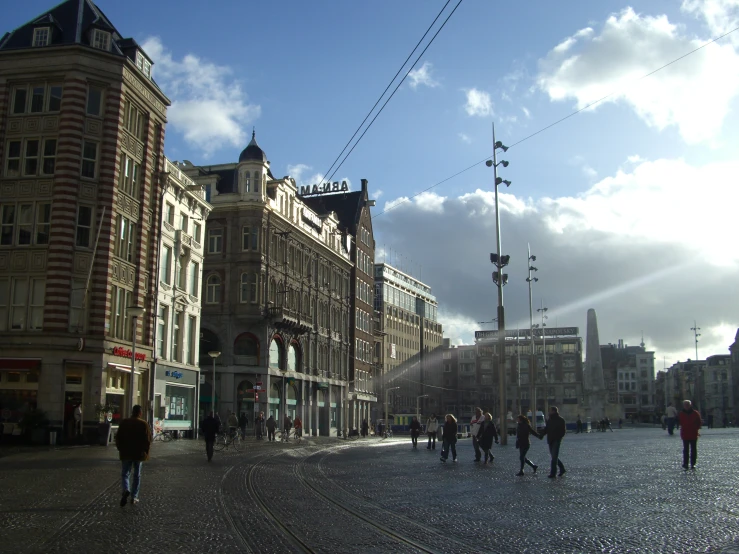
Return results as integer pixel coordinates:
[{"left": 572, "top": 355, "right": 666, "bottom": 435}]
[
  {"left": 175, "top": 229, "right": 193, "bottom": 248},
  {"left": 267, "top": 306, "right": 311, "bottom": 334}
]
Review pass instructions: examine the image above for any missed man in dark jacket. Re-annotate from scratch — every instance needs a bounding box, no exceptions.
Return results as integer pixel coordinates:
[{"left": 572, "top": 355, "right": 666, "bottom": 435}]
[
  {"left": 409, "top": 417, "right": 422, "bottom": 449},
  {"left": 678, "top": 399, "right": 702, "bottom": 469},
  {"left": 539, "top": 406, "right": 566, "bottom": 478},
  {"left": 202, "top": 411, "right": 219, "bottom": 462},
  {"left": 115, "top": 405, "right": 152, "bottom": 506}
]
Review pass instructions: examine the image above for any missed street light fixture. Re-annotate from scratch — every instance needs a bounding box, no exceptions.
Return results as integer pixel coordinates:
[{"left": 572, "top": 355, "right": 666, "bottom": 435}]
[
  {"left": 535, "top": 304, "right": 549, "bottom": 415},
  {"left": 126, "top": 306, "right": 145, "bottom": 417},
  {"left": 527, "top": 245, "right": 538, "bottom": 418},
  {"left": 208, "top": 351, "right": 221, "bottom": 416},
  {"left": 416, "top": 394, "right": 428, "bottom": 421},
  {"left": 486, "top": 123, "right": 511, "bottom": 444}
]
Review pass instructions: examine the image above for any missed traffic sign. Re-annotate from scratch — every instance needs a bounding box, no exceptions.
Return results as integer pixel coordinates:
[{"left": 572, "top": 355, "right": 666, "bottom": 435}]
[
  {"left": 254, "top": 385, "right": 262, "bottom": 391},
  {"left": 256, "top": 381, "right": 263, "bottom": 386}
]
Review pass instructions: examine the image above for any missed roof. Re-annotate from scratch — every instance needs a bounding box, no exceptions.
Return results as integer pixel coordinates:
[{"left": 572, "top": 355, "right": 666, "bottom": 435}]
[
  {"left": 0, "top": 0, "right": 161, "bottom": 92},
  {"left": 302, "top": 191, "right": 363, "bottom": 232},
  {"left": 239, "top": 129, "right": 267, "bottom": 163}
]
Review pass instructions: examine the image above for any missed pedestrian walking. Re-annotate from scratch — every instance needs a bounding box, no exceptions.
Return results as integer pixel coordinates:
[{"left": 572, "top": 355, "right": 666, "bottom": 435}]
[
  {"left": 361, "top": 418, "right": 368, "bottom": 438},
  {"left": 202, "top": 411, "right": 219, "bottom": 462},
  {"left": 227, "top": 411, "right": 239, "bottom": 438},
  {"left": 409, "top": 416, "right": 422, "bottom": 449},
  {"left": 426, "top": 413, "right": 439, "bottom": 449},
  {"left": 666, "top": 404, "right": 678, "bottom": 435},
  {"left": 239, "top": 412, "right": 248, "bottom": 438},
  {"left": 515, "top": 414, "right": 539, "bottom": 476},
  {"left": 255, "top": 412, "right": 265, "bottom": 440},
  {"left": 283, "top": 415, "right": 292, "bottom": 441},
  {"left": 294, "top": 415, "right": 303, "bottom": 438},
  {"left": 476, "top": 412, "right": 499, "bottom": 464},
  {"left": 115, "top": 405, "right": 152, "bottom": 506},
  {"left": 539, "top": 406, "right": 566, "bottom": 478},
  {"left": 440, "top": 414, "right": 458, "bottom": 463},
  {"left": 266, "top": 415, "right": 276, "bottom": 441},
  {"left": 470, "top": 407, "right": 485, "bottom": 462},
  {"left": 604, "top": 417, "right": 613, "bottom": 432},
  {"left": 678, "top": 399, "right": 702, "bottom": 469},
  {"left": 618, "top": 417, "right": 623, "bottom": 429},
  {"left": 74, "top": 403, "right": 82, "bottom": 436},
  {"left": 576, "top": 414, "right": 582, "bottom": 434}
]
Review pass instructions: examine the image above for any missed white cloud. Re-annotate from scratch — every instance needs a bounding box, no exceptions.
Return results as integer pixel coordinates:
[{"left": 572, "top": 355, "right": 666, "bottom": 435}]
[
  {"left": 458, "top": 132, "right": 472, "bottom": 143},
  {"left": 682, "top": 0, "right": 739, "bottom": 45},
  {"left": 581, "top": 165, "right": 597, "bottom": 179},
  {"left": 537, "top": 7, "right": 739, "bottom": 143},
  {"left": 382, "top": 191, "right": 446, "bottom": 214},
  {"left": 408, "top": 61, "right": 439, "bottom": 89},
  {"left": 521, "top": 106, "right": 532, "bottom": 119},
  {"left": 142, "top": 37, "right": 261, "bottom": 157},
  {"left": 375, "top": 156, "right": 739, "bottom": 358},
  {"left": 374, "top": 189, "right": 384, "bottom": 199},
  {"left": 463, "top": 88, "right": 494, "bottom": 117}
]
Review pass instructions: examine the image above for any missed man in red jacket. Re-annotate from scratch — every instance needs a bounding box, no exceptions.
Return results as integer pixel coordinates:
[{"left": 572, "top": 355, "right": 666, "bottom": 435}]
[{"left": 678, "top": 399, "right": 702, "bottom": 470}]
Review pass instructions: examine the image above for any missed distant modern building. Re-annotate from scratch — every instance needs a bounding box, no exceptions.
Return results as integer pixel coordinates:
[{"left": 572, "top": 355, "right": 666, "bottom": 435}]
[
  {"left": 373, "top": 263, "right": 443, "bottom": 421},
  {"left": 704, "top": 354, "right": 732, "bottom": 427},
  {"left": 0, "top": 0, "right": 171, "bottom": 437},
  {"left": 731, "top": 329, "right": 739, "bottom": 425},
  {"left": 600, "top": 338, "right": 656, "bottom": 422}
]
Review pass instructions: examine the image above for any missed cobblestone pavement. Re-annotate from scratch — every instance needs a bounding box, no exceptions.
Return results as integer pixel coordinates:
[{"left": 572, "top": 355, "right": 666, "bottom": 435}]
[{"left": 1, "top": 428, "right": 739, "bottom": 553}]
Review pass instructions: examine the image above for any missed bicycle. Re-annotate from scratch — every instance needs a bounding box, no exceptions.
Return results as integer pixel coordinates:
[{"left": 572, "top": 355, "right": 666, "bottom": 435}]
[
  {"left": 213, "top": 429, "right": 242, "bottom": 452},
  {"left": 340, "top": 429, "right": 359, "bottom": 440},
  {"left": 153, "top": 427, "right": 175, "bottom": 442},
  {"left": 382, "top": 429, "right": 393, "bottom": 439}
]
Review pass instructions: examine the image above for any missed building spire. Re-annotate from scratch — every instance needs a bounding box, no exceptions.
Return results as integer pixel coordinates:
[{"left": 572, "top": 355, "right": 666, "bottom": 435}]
[{"left": 252, "top": 127, "right": 255, "bottom": 141}]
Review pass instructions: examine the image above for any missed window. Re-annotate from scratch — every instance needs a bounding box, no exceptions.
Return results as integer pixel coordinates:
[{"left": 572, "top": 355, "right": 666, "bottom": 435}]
[
  {"left": 0, "top": 205, "right": 14, "bottom": 245},
  {"left": 10, "top": 84, "right": 61, "bottom": 114},
  {"left": 193, "top": 222, "right": 202, "bottom": 244},
  {"left": 190, "top": 262, "right": 199, "bottom": 297},
  {"left": 208, "top": 228, "right": 222, "bottom": 253},
  {"left": 86, "top": 86, "right": 102, "bottom": 116},
  {"left": 92, "top": 29, "right": 111, "bottom": 51},
  {"left": 180, "top": 214, "right": 188, "bottom": 233},
  {"left": 69, "top": 281, "right": 85, "bottom": 331},
  {"left": 114, "top": 214, "right": 135, "bottom": 262},
  {"left": 32, "top": 27, "right": 50, "bottom": 47},
  {"left": 5, "top": 141, "right": 21, "bottom": 177},
  {"left": 165, "top": 203, "right": 174, "bottom": 225},
  {"left": 122, "top": 100, "right": 146, "bottom": 141},
  {"left": 206, "top": 275, "right": 221, "bottom": 303},
  {"left": 17, "top": 204, "right": 33, "bottom": 245},
  {"left": 81, "top": 141, "right": 97, "bottom": 178},
  {"left": 135, "top": 52, "right": 152, "bottom": 79},
  {"left": 108, "top": 285, "right": 132, "bottom": 340},
  {"left": 157, "top": 306, "right": 168, "bottom": 359},
  {"left": 48, "top": 86, "right": 62, "bottom": 111},
  {"left": 12, "top": 89, "right": 26, "bottom": 114},
  {"left": 24, "top": 139, "right": 39, "bottom": 176},
  {"left": 242, "top": 226, "right": 259, "bottom": 251},
  {"left": 75, "top": 206, "right": 93, "bottom": 247},
  {"left": 172, "top": 311, "right": 182, "bottom": 362},
  {"left": 161, "top": 245, "right": 172, "bottom": 284},
  {"left": 0, "top": 278, "right": 8, "bottom": 331},
  {"left": 186, "top": 315, "right": 196, "bottom": 364},
  {"left": 10, "top": 279, "right": 28, "bottom": 330},
  {"left": 118, "top": 155, "right": 140, "bottom": 198},
  {"left": 30, "top": 86, "right": 45, "bottom": 112},
  {"left": 29, "top": 279, "right": 45, "bottom": 330},
  {"left": 42, "top": 139, "right": 56, "bottom": 174}
]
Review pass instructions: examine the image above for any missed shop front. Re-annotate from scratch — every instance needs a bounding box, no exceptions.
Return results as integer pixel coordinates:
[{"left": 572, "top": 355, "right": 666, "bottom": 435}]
[
  {"left": 0, "top": 359, "right": 40, "bottom": 438},
  {"left": 154, "top": 365, "right": 198, "bottom": 438}
]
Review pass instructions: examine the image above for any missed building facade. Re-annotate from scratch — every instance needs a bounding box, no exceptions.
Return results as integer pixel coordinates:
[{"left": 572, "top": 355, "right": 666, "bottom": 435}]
[
  {"left": 373, "top": 263, "right": 443, "bottom": 421},
  {"left": 601, "top": 339, "right": 656, "bottom": 422},
  {"left": 704, "top": 354, "right": 732, "bottom": 427},
  {"left": 302, "top": 180, "right": 378, "bottom": 432},
  {"left": 151, "top": 159, "right": 211, "bottom": 437},
  {"left": 0, "top": 0, "right": 169, "bottom": 438},
  {"left": 181, "top": 133, "right": 354, "bottom": 436},
  {"left": 731, "top": 329, "right": 739, "bottom": 425}
]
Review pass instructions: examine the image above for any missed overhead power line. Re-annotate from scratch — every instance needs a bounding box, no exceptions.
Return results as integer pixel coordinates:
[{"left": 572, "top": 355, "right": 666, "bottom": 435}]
[
  {"left": 371, "top": 24, "right": 739, "bottom": 219},
  {"left": 318, "top": 0, "right": 453, "bottom": 184},
  {"left": 325, "top": 0, "right": 465, "bottom": 183}
]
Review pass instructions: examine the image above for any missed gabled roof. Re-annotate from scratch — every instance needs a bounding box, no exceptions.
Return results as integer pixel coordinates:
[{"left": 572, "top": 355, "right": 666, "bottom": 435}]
[
  {"left": 302, "top": 191, "right": 363, "bottom": 233},
  {"left": 1, "top": 0, "right": 138, "bottom": 63}
]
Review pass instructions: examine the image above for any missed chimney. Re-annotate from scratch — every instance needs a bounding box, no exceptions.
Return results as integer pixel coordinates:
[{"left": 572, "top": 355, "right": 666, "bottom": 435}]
[{"left": 361, "top": 178, "right": 368, "bottom": 194}]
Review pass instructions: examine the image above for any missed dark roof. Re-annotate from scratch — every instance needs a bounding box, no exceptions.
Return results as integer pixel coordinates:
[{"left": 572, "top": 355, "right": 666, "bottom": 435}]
[
  {"left": 239, "top": 129, "right": 267, "bottom": 163},
  {"left": 302, "top": 191, "right": 363, "bottom": 232}
]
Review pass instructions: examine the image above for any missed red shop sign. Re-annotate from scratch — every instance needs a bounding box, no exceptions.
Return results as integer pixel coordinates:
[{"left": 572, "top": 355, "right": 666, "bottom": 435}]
[{"left": 112, "top": 346, "right": 146, "bottom": 362}]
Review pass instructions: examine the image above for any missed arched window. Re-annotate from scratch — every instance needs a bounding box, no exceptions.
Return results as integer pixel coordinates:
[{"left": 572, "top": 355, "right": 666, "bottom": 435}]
[
  {"left": 234, "top": 333, "right": 259, "bottom": 358},
  {"left": 269, "top": 279, "right": 276, "bottom": 304},
  {"left": 269, "top": 337, "right": 283, "bottom": 369},
  {"left": 206, "top": 275, "right": 221, "bottom": 303},
  {"left": 244, "top": 171, "right": 251, "bottom": 192},
  {"left": 288, "top": 342, "right": 299, "bottom": 372}
]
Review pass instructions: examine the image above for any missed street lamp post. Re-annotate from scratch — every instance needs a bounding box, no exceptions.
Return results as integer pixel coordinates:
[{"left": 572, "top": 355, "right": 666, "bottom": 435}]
[
  {"left": 416, "top": 394, "right": 428, "bottom": 421},
  {"left": 526, "top": 245, "right": 538, "bottom": 418},
  {"left": 208, "top": 351, "right": 221, "bottom": 416},
  {"left": 126, "top": 306, "right": 145, "bottom": 417},
  {"left": 385, "top": 386, "right": 400, "bottom": 435},
  {"left": 536, "top": 303, "right": 549, "bottom": 416},
  {"left": 485, "top": 124, "right": 511, "bottom": 444}
]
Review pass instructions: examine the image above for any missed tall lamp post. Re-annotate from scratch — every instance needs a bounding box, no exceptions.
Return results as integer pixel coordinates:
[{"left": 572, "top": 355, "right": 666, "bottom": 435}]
[
  {"left": 526, "top": 246, "right": 538, "bottom": 418},
  {"left": 208, "top": 351, "right": 221, "bottom": 416},
  {"left": 416, "top": 394, "right": 428, "bottom": 421},
  {"left": 126, "top": 306, "right": 145, "bottom": 417},
  {"left": 485, "top": 123, "right": 511, "bottom": 444},
  {"left": 535, "top": 303, "right": 549, "bottom": 416},
  {"left": 385, "top": 386, "right": 400, "bottom": 435}
]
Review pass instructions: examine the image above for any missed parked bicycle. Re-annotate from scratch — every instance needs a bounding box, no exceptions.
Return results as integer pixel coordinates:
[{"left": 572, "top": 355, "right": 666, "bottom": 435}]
[
  {"left": 340, "top": 428, "right": 359, "bottom": 440},
  {"left": 213, "top": 429, "right": 242, "bottom": 452},
  {"left": 153, "top": 426, "right": 176, "bottom": 442}
]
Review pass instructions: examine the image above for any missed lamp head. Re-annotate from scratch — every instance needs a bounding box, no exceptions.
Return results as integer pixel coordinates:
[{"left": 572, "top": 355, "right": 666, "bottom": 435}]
[
  {"left": 485, "top": 159, "right": 493, "bottom": 167},
  {"left": 529, "top": 255, "right": 537, "bottom": 261},
  {"left": 500, "top": 160, "right": 509, "bottom": 167},
  {"left": 494, "top": 141, "right": 509, "bottom": 152}
]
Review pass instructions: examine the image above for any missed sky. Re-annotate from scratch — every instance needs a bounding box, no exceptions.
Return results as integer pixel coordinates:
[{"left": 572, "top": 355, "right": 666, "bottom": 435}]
[{"left": 6, "top": 0, "right": 739, "bottom": 368}]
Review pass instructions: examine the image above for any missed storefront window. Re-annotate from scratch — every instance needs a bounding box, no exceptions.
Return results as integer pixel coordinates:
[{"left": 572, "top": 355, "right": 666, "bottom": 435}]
[
  {"left": 104, "top": 393, "right": 123, "bottom": 424},
  {"left": 0, "top": 389, "right": 37, "bottom": 422},
  {"left": 164, "top": 385, "right": 193, "bottom": 429}
]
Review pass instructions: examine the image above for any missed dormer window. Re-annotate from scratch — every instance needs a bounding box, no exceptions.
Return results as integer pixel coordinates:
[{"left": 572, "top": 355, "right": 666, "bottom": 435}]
[
  {"left": 92, "top": 29, "right": 111, "bottom": 51},
  {"left": 135, "top": 51, "right": 152, "bottom": 79},
  {"left": 32, "top": 27, "right": 50, "bottom": 47}
]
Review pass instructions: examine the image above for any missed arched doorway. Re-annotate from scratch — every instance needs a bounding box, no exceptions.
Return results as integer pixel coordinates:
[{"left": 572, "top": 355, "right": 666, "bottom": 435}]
[
  {"left": 236, "top": 380, "right": 254, "bottom": 425},
  {"left": 287, "top": 342, "right": 301, "bottom": 373},
  {"left": 269, "top": 337, "right": 284, "bottom": 370},
  {"left": 269, "top": 382, "right": 281, "bottom": 420}
]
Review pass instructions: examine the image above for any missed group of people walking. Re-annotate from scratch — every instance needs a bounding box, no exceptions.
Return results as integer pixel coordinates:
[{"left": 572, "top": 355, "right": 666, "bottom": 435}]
[{"left": 418, "top": 406, "right": 568, "bottom": 477}]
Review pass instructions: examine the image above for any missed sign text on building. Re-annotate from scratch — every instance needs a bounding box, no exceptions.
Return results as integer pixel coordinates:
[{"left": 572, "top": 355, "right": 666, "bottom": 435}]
[
  {"left": 299, "top": 181, "right": 349, "bottom": 196},
  {"left": 301, "top": 209, "right": 323, "bottom": 230},
  {"left": 474, "top": 327, "right": 579, "bottom": 340},
  {"left": 112, "top": 346, "right": 146, "bottom": 362},
  {"left": 165, "top": 370, "right": 183, "bottom": 379}
]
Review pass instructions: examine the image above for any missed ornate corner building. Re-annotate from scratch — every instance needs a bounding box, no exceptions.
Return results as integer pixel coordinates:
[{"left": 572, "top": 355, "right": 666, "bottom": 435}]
[{"left": 0, "top": 0, "right": 215, "bottom": 440}]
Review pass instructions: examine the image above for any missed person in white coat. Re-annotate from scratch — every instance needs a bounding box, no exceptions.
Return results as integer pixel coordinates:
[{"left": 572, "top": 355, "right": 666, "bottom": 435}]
[
  {"left": 426, "top": 414, "right": 439, "bottom": 450},
  {"left": 471, "top": 407, "right": 485, "bottom": 462}
]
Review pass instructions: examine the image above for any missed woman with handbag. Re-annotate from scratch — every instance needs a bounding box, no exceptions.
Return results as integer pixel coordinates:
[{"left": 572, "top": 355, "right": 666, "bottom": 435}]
[
  {"left": 516, "top": 414, "right": 539, "bottom": 476},
  {"left": 476, "top": 412, "right": 499, "bottom": 464}
]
